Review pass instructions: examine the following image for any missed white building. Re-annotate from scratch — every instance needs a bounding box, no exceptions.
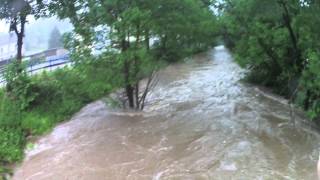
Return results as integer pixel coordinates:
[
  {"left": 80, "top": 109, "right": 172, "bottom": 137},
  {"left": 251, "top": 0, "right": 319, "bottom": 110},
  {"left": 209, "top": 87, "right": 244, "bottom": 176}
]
[{"left": 0, "top": 33, "right": 24, "bottom": 61}]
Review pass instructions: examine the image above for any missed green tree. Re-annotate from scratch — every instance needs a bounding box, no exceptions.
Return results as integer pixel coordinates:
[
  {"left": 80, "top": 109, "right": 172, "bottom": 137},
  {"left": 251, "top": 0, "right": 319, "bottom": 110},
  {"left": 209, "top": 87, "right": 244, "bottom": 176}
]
[
  {"left": 0, "top": 0, "right": 46, "bottom": 64},
  {"left": 48, "top": 26, "right": 63, "bottom": 49},
  {"left": 49, "top": 0, "right": 218, "bottom": 109},
  {"left": 220, "top": 0, "right": 320, "bottom": 119}
]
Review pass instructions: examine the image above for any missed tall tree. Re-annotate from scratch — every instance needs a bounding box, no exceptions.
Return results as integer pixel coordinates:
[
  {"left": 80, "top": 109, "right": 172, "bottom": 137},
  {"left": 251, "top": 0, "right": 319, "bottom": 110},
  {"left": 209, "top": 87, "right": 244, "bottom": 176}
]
[
  {"left": 49, "top": 0, "right": 218, "bottom": 109},
  {"left": 0, "top": 0, "right": 46, "bottom": 64},
  {"left": 48, "top": 26, "right": 63, "bottom": 49}
]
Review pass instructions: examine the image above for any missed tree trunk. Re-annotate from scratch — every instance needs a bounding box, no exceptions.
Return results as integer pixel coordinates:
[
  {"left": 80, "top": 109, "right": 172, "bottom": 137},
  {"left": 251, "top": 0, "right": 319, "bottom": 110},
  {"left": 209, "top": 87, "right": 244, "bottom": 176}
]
[
  {"left": 304, "top": 90, "right": 311, "bottom": 110},
  {"left": 133, "top": 24, "right": 141, "bottom": 109},
  {"left": 120, "top": 36, "right": 135, "bottom": 108},
  {"left": 13, "top": 15, "right": 26, "bottom": 64},
  {"left": 161, "top": 34, "right": 167, "bottom": 52},
  {"left": 135, "top": 82, "right": 139, "bottom": 108},
  {"left": 278, "top": 0, "right": 302, "bottom": 70},
  {"left": 124, "top": 57, "right": 135, "bottom": 108},
  {"left": 17, "top": 32, "right": 24, "bottom": 63},
  {"left": 126, "top": 83, "right": 135, "bottom": 108},
  {"left": 145, "top": 30, "right": 150, "bottom": 51}
]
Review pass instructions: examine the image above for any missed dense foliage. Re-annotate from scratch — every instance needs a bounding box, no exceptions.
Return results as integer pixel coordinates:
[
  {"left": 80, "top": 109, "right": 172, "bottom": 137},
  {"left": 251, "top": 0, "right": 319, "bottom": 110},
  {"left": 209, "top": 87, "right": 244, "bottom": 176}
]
[
  {"left": 0, "top": 58, "right": 118, "bottom": 175},
  {"left": 49, "top": 0, "right": 218, "bottom": 109},
  {"left": 219, "top": 0, "right": 320, "bottom": 120}
]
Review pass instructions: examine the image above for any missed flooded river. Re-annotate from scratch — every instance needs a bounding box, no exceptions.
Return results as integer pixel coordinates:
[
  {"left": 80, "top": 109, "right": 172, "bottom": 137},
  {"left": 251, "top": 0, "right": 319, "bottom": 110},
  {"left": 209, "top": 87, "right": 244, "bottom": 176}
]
[{"left": 14, "top": 46, "right": 320, "bottom": 180}]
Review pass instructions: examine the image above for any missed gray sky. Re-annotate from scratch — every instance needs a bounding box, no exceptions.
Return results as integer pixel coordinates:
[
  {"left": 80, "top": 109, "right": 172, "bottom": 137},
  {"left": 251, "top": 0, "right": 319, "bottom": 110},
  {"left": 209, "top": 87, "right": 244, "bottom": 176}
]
[
  {"left": 0, "top": 16, "right": 36, "bottom": 33},
  {"left": 0, "top": 17, "right": 73, "bottom": 52},
  {"left": 0, "top": 21, "right": 9, "bottom": 33}
]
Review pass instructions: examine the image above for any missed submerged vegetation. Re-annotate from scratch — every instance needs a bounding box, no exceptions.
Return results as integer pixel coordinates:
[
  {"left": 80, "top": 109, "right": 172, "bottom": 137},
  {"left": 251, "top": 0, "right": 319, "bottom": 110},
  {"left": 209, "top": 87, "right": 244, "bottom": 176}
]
[
  {"left": 0, "top": 0, "right": 217, "bottom": 176},
  {"left": 219, "top": 0, "right": 320, "bottom": 120}
]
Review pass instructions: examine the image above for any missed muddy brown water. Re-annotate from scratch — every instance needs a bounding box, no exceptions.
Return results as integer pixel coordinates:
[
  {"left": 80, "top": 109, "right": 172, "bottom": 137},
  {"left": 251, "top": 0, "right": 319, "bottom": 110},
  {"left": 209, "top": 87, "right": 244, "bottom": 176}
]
[{"left": 13, "top": 46, "right": 320, "bottom": 180}]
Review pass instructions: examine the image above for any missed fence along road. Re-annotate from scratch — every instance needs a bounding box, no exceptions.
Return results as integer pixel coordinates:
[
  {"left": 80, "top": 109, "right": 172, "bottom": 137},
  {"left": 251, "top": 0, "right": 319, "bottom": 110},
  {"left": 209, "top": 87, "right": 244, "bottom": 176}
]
[{"left": 0, "top": 54, "right": 70, "bottom": 84}]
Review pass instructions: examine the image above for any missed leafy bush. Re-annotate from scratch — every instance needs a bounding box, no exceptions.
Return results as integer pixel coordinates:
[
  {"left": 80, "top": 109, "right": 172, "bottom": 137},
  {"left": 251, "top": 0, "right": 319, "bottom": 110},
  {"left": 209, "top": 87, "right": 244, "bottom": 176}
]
[
  {"left": 0, "top": 96, "right": 22, "bottom": 128},
  {"left": 21, "top": 113, "right": 53, "bottom": 135},
  {"left": 4, "top": 61, "right": 38, "bottom": 110},
  {"left": 0, "top": 57, "right": 117, "bottom": 169},
  {"left": 0, "top": 128, "right": 25, "bottom": 163},
  {"left": 296, "top": 51, "right": 320, "bottom": 119}
]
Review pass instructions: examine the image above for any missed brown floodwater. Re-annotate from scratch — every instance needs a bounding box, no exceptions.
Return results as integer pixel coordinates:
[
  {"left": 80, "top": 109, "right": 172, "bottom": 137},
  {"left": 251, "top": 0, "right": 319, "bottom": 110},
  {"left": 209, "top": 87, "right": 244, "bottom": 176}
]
[{"left": 13, "top": 46, "right": 320, "bottom": 180}]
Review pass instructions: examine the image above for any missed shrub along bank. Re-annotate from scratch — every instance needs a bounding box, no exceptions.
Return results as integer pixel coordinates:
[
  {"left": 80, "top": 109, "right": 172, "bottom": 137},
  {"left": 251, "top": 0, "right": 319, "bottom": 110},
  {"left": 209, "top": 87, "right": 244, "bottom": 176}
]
[{"left": 0, "top": 58, "right": 118, "bottom": 176}]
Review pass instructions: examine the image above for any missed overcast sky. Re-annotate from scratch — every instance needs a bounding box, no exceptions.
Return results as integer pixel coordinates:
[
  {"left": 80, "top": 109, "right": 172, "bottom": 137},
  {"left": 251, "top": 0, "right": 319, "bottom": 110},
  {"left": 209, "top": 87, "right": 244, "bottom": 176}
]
[
  {"left": 0, "top": 17, "right": 36, "bottom": 33},
  {"left": 0, "top": 17, "right": 73, "bottom": 53},
  {"left": 0, "top": 21, "right": 9, "bottom": 33}
]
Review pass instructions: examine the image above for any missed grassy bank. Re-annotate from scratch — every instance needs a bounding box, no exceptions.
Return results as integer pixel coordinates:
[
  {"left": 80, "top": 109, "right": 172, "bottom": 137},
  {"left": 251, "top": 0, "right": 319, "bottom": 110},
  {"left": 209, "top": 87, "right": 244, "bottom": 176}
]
[{"left": 0, "top": 59, "right": 119, "bottom": 177}]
